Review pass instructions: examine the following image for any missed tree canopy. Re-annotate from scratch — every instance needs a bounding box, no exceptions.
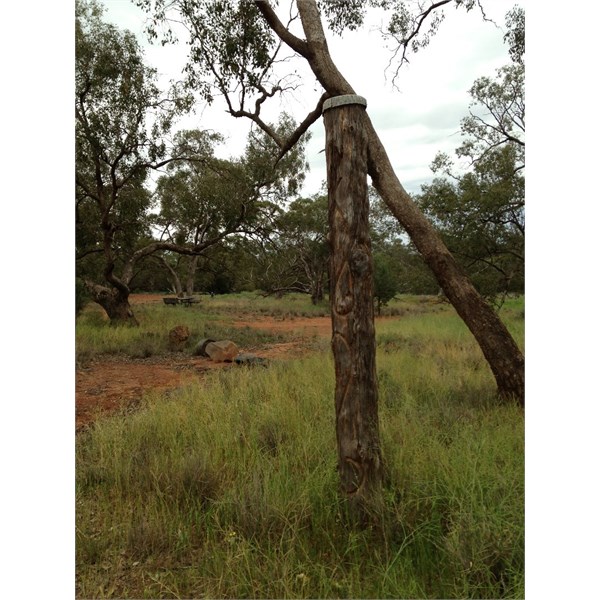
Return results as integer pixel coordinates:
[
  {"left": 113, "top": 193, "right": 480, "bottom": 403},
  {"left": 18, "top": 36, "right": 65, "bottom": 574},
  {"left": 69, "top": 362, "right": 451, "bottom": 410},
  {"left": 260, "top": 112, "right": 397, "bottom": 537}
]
[
  {"left": 76, "top": 0, "right": 309, "bottom": 322},
  {"left": 419, "top": 145, "right": 524, "bottom": 304},
  {"left": 421, "top": 14, "right": 525, "bottom": 306},
  {"left": 255, "top": 194, "right": 329, "bottom": 303}
]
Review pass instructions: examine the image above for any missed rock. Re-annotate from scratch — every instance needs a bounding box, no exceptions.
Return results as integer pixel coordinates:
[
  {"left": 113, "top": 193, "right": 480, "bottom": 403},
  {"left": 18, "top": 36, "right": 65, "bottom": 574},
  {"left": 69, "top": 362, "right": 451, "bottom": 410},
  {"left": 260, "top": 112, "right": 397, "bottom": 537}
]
[
  {"left": 168, "top": 325, "right": 190, "bottom": 351},
  {"left": 234, "top": 353, "right": 267, "bottom": 366},
  {"left": 193, "top": 338, "right": 216, "bottom": 357},
  {"left": 204, "top": 340, "right": 239, "bottom": 362}
]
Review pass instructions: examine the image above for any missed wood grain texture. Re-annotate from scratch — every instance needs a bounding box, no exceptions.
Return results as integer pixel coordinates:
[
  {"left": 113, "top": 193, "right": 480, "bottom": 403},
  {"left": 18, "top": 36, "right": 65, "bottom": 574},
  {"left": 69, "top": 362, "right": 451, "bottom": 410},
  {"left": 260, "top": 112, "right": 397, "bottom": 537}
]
[{"left": 324, "top": 101, "right": 383, "bottom": 510}]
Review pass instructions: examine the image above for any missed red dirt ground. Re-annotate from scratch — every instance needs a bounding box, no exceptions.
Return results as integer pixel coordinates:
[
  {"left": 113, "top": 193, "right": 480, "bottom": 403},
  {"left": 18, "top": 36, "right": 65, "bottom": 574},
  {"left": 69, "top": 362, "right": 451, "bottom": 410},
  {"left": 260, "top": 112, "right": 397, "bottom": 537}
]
[{"left": 76, "top": 294, "right": 334, "bottom": 431}]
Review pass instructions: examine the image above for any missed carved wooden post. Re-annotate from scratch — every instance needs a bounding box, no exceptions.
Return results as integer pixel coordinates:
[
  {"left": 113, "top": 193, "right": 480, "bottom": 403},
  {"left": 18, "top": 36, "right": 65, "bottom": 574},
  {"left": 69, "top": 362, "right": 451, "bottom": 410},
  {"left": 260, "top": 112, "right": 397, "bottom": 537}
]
[{"left": 323, "top": 95, "right": 383, "bottom": 515}]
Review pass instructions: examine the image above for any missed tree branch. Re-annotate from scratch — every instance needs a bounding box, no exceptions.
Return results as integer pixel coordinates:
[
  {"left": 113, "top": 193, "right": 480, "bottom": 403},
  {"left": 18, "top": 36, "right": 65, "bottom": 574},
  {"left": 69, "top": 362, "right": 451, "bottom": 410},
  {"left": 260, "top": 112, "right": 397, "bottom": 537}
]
[
  {"left": 275, "top": 92, "right": 329, "bottom": 163},
  {"left": 254, "top": 0, "right": 310, "bottom": 58},
  {"left": 76, "top": 247, "right": 104, "bottom": 261}
]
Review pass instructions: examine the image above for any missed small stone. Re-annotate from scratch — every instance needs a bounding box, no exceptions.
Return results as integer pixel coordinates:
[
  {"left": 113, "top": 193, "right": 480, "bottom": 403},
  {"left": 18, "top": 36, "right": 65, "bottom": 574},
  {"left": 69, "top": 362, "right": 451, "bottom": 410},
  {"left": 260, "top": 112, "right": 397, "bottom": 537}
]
[
  {"left": 234, "top": 353, "right": 267, "bottom": 366},
  {"left": 204, "top": 340, "right": 239, "bottom": 362}
]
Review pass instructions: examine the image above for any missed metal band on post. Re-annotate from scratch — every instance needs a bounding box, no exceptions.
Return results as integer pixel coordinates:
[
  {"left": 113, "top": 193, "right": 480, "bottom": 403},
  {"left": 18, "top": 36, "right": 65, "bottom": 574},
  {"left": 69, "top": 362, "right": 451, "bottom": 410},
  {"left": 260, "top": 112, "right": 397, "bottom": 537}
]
[{"left": 322, "top": 95, "right": 367, "bottom": 113}]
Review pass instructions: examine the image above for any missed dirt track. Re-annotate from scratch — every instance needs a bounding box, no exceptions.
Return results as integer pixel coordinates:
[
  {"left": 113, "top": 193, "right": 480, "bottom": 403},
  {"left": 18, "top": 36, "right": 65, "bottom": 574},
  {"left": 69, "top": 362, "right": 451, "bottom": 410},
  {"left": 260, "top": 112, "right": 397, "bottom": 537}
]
[{"left": 76, "top": 295, "right": 333, "bottom": 431}]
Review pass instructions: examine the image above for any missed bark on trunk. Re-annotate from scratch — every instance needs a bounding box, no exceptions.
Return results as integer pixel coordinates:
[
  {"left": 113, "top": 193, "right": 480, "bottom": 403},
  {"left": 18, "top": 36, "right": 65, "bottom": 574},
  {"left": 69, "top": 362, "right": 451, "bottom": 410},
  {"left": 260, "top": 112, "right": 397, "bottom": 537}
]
[
  {"left": 310, "top": 278, "right": 324, "bottom": 305},
  {"left": 365, "top": 124, "right": 525, "bottom": 404},
  {"left": 85, "top": 281, "right": 139, "bottom": 326},
  {"left": 324, "top": 97, "right": 383, "bottom": 516},
  {"left": 157, "top": 256, "right": 184, "bottom": 297},
  {"left": 169, "top": 276, "right": 184, "bottom": 298},
  {"left": 264, "top": 0, "right": 524, "bottom": 406}
]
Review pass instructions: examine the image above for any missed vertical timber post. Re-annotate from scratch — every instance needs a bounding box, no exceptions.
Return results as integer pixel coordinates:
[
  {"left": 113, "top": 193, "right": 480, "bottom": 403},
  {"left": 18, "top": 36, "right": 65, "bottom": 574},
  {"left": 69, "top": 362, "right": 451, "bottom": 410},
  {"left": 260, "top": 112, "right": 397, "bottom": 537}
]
[{"left": 323, "top": 95, "right": 383, "bottom": 518}]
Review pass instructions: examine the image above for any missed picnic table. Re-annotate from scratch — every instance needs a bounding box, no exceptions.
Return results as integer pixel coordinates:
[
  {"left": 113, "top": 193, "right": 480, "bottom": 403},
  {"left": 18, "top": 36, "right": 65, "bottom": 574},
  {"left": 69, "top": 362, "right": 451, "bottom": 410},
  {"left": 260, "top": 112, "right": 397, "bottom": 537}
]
[{"left": 162, "top": 297, "right": 197, "bottom": 307}]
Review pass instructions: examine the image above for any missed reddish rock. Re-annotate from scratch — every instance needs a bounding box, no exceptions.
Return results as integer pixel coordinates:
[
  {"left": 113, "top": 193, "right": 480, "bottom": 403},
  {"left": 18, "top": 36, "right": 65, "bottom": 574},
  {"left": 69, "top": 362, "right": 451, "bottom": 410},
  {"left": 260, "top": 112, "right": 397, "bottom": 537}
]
[{"left": 204, "top": 340, "right": 239, "bottom": 362}]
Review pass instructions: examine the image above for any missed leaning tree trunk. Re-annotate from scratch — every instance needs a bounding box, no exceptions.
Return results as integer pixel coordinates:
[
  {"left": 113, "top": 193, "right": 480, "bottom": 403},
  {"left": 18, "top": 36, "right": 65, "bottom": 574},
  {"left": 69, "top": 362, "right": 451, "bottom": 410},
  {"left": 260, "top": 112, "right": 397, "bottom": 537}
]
[
  {"left": 84, "top": 281, "right": 139, "bottom": 326},
  {"left": 365, "top": 124, "right": 525, "bottom": 404},
  {"left": 324, "top": 95, "right": 383, "bottom": 517},
  {"left": 287, "top": 0, "right": 524, "bottom": 406},
  {"left": 156, "top": 256, "right": 184, "bottom": 297}
]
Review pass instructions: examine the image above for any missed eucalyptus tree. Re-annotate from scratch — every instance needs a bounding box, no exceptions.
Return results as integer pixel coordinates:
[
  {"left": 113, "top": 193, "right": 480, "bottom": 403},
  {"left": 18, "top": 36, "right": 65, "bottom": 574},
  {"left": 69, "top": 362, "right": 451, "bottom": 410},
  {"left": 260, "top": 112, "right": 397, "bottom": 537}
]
[
  {"left": 76, "top": 1, "right": 296, "bottom": 324},
  {"left": 420, "top": 145, "right": 524, "bottom": 305},
  {"left": 136, "top": 0, "right": 524, "bottom": 396},
  {"left": 369, "top": 191, "right": 439, "bottom": 300},
  {"left": 373, "top": 253, "right": 399, "bottom": 315},
  {"left": 152, "top": 131, "right": 253, "bottom": 298},
  {"left": 76, "top": 0, "right": 199, "bottom": 324},
  {"left": 423, "top": 9, "right": 525, "bottom": 306},
  {"left": 152, "top": 118, "right": 309, "bottom": 296},
  {"left": 152, "top": 153, "right": 279, "bottom": 298},
  {"left": 432, "top": 63, "right": 525, "bottom": 174},
  {"left": 456, "top": 63, "right": 524, "bottom": 170},
  {"left": 255, "top": 194, "right": 329, "bottom": 303},
  {"left": 136, "top": 0, "right": 525, "bottom": 514}
]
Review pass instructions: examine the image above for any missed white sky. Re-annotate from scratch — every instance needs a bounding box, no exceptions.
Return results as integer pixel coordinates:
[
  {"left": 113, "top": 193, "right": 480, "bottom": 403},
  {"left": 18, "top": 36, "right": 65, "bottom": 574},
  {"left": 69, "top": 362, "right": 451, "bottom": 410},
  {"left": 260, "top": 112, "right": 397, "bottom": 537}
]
[{"left": 101, "top": 0, "right": 512, "bottom": 197}]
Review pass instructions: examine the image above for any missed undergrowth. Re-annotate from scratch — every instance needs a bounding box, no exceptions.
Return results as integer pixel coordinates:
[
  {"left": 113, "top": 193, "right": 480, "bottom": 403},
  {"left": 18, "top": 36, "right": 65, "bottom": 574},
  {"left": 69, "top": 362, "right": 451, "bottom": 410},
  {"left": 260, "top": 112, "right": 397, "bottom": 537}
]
[
  {"left": 76, "top": 299, "right": 290, "bottom": 362},
  {"left": 76, "top": 293, "right": 524, "bottom": 598}
]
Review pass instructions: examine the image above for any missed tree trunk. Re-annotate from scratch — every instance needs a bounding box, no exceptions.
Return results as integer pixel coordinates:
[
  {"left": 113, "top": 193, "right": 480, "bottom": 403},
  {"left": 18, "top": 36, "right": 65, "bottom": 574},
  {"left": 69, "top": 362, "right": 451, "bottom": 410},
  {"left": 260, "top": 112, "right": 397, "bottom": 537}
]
[
  {"left": 185, "top": 255, "right": 200, "bottom": 297},
  {"left": 310, "top": 289, "right": 319, "bottom": 305},
  {"left": 310, "top": 272, "right": 324, "bottom": 305},
  {"left": 85, "top": 281, "right": 139, "bottom": 326},
  {"left": 277, "top": 0, "right": 525, "bottom": 406},
  {"left": 365, "top": 124, "right": 525, "bottom": 404},
  {"left": 157, "top": 256, "right": 184, "bottom": 297},
  {"left": 324, "top": 96, "right": 383, "bottom": 517}
]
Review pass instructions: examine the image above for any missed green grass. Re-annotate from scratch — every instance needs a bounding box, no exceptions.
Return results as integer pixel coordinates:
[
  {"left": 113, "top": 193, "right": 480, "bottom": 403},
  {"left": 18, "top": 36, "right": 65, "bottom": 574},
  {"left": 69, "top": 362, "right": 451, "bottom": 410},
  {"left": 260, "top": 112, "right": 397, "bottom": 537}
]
[
  {"left": 198, "top": 291, "right": 332, "bottom": 318},
  {"left": 76, "top": 298, "right": 291, "bottom": 362},
  {"left": 76, "top": 293, "right": 524, "bottom": 598}
]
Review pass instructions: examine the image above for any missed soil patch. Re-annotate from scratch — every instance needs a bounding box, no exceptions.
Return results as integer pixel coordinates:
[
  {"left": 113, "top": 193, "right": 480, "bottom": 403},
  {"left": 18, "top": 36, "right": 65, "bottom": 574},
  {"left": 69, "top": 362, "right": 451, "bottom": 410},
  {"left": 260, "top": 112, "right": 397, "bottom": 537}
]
[
  {"left": 77, "top": 294, "right": 395, "bottom": 431},
  {"left": 76, "top": 297, "right": 333, "bottom": 431}
]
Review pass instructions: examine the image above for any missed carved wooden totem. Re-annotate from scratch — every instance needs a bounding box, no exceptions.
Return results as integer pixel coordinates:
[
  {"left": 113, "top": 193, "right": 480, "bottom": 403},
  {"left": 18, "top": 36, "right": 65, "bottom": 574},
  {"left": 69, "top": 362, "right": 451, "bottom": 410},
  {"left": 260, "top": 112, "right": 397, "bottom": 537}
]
[{"left": 323, "top": 95, "right": 383, "bottom": 513}]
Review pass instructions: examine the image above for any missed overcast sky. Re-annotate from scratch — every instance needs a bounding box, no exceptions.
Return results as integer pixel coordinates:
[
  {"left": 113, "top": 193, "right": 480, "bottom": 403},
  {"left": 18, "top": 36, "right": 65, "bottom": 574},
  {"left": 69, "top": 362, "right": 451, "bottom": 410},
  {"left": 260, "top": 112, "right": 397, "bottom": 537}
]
[{"left": 101, "top": 0, "right": 513, "bottom": 197}]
